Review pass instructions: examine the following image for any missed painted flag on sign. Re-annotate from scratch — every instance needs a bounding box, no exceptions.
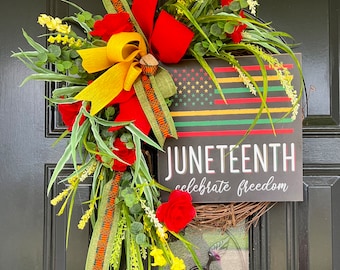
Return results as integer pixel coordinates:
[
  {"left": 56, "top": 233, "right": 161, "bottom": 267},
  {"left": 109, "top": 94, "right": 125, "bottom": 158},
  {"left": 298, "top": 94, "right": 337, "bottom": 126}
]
[{"left": 166, "top": 58, "right": 296, "bottom": 138}]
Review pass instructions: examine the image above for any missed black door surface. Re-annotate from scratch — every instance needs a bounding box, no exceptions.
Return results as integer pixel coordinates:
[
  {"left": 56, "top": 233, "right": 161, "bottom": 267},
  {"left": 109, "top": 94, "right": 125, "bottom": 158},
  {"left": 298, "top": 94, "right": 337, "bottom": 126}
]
[{"left": 1, "top": 0, "right": 339, "bottom": 269}]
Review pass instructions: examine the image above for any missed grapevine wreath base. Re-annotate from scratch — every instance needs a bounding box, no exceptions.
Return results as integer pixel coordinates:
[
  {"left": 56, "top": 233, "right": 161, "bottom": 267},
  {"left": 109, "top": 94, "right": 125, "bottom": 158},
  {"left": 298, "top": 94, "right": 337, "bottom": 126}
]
[{"left": 191, "top": 202, "right": 275, "bottom": 231}]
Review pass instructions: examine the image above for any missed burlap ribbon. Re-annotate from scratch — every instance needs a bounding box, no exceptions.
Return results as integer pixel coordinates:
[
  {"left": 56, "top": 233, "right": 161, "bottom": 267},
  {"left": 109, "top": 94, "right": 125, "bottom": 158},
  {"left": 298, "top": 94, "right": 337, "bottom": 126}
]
[
  {"left": 74, "top": 32, "right": 147, "bottom": 116},
  {"left": 134, "top": 54, "right": 177, "bottom": 146},
  {"left": 85, "top": 172, "right": 123, "bottom": 270}
]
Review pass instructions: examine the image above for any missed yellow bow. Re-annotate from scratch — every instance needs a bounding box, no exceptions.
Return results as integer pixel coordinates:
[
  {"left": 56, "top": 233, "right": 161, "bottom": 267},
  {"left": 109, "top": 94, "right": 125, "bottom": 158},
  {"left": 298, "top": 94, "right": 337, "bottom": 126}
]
[{"left": 74, "top": 32, "right": 147, "bottom": 115}]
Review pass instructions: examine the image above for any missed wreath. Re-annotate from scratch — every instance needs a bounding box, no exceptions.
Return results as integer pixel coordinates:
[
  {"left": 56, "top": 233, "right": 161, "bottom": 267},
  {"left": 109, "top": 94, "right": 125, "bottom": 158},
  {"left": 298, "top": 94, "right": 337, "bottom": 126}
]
[{"left": 12, "top": 0, "right": 303, "bottom": 269}]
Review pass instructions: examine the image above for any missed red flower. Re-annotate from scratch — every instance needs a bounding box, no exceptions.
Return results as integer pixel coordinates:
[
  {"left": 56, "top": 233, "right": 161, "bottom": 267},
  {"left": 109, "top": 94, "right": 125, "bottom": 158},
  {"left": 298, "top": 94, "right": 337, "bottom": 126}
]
[
  {"left": 90, "top": 13, "right": 134, "bottom": 42},
  {"left": 221, "top": 0, "right": 233, "bottom": 6},
  {"left": 156, "top": 190, "right": 196, "bottom": 233},
  {"left": 96, "top": 138, "right": 136, "bottom": 171},
  {"left": 107, "top": 89, "right": 151, "bottom": 135},
  {"left": 111, "top": 138, "right": 136, "bottom": 171},
  {"left": 58, "top": 101, "right": 86, "bottom": 131},
  {"left": 229, "top": 10, "right": 247, "bottom": 43}
]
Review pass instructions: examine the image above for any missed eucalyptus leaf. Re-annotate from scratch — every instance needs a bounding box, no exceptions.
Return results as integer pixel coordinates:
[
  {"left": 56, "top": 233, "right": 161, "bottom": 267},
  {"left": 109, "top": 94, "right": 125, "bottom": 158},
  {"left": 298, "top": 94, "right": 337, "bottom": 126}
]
[
  {"left": 131, "top": 222, "right": 143, "bottom": 235},
  {"left": 135, "top": 233, "right": 147, "bottom": 246},
  {"left": 229, "top": 1, "right": 241, "bottom": 12},
  {"left": 69, "top": 65, "right": 79, "bottom": 75},
  {"left": 104, "top": 106, "right": 116, "bottom": 120},
  {"left": 62, "top": 61, "right": 73, "bottom": 69},
  {"left": 70, "top": 49, "right": 79, "bottom": 59},
  {"left": 77, "top": 13, "right": 86, "bottom": 23},
  {"left": 129, "top": 203, "right": 142, "bottom": 215},
  {"left": 210, "top": 23, "right": 223, "bottom": 37},
  {"left": 37, "top": 52, "right": 48, "bottom": 62},
  {"left": 82, "top": 11, "right": 93, "bottom": 20},
  {"left": 56, "top": 63, "right": 65, "bottom": 72},
  {"left": 48, "top": 44, "right": 62, "bottom": 57},
  {"left": 224, "top": 21, "right": 236, "bottom": 34},
  {"left": 239, "top": 0, "right": 248, "bottom": 8}
]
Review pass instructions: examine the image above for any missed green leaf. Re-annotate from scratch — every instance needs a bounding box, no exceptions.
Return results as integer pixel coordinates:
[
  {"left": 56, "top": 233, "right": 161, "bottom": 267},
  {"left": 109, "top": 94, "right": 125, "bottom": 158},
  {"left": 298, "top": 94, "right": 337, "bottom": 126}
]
[
  {"left": 22, "top": 29, "right": 48, "bottom": 54},
  {"left": 193, "top": 42, "right": 207, "bottom": 57},
  {"left": 70, "top": 49, "right": 79, "bottom": 59},
  {"left": 47, "top": 53, "right": 57, "bottom": 62},
  {"left": 131, "top": 222, "right": 143, "bottom": 235},
  {"left": 104, "top": 106, "right": 116, "bottom": 120},
  {"left": 11, "top": 50, "right": 39, "bottom": 58},
  {"left": 47, "top": 143, "right": 72, "bottom": 194},
  {"left": 52, "top": 85, "right": 85, "bottom": 98},
  {"left": 208, "top": 43, "right": 218, "bottom": 53},
  {"left": 56, "top": 63, "right": 65, "bottom": 72},
  {"left": 69, "top": 65, "right": 79, "bottom": 75},
  {"left": 126, "top": 124, "right": 163, "bottom": 151},
  {"left": 62, "top": 60, "right": 73, "bottom": 70},
  {"left": 61, "top": 0, "right": 85, "bottom": 12},
  {"left": 83, "top": 11, "right": 93, "bottom": 20},
  {"left": 120, "top": 132, "right": 132, "bottom": 143},
  {"left": 202, "top": 40, "right": 210, "bottom": 48},
  {"left": 120, "top": 187, "right": 137, "bottom": 208},
  {"left": 125, "top": 141, "right": 135, "bottom": 150},
  {"left": 86, "top": 142, "right": 97, "bottom": 152},
  {"left": 239, "top": 0, "right": 248, "bottom": 8},
  {"left": 229, "top": 1, "right": 241, "bottom": 11},
  {"left": 135, "top": 233, "right": 148, "bottom": 246},
  {"left": 77, "top": 14, "right": 86, "bottom": 23},
  {"left": 20, "top": 73, "right": 87, "bottom": 86},
  {"left": 217, "top": 21, "right": 225, "bottom": 29},
  {"left": 216, "top": 39, "right": 223, "bottom": 47},
  {"left": 37, "top": 52, "right": 48, "bottom": 62},
  {"left": 48, "top": 44, "right": 62, "bottom": 57},
  {"left": 224, "top": 22, "right": 236, "bottom": 34},
  {"left": 129, "top": 203, "right": 142, "bottom": 215},
  {"left": 210, "top": 23, "right": 223, "bottom": 37}
]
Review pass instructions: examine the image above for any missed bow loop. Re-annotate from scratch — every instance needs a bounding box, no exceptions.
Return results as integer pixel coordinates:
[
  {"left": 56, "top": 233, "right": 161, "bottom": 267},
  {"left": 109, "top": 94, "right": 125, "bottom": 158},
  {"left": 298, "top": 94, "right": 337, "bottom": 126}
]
[
  {"left": 74, "top": 32, "right": 147, "bottom": 115},
  {"left": 107, "top": 32, "right": 147, "bottom": 63}
]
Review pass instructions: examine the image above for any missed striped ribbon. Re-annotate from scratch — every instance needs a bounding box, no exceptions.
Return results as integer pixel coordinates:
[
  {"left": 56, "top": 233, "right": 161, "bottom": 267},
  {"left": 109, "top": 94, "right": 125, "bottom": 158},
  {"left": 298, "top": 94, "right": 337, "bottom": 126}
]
[
  {"left": 134, "top": 54, "right": 177, "bottom": 146},
  {"left": 85, "top": 172, "right": 123, "bottom": 270}
]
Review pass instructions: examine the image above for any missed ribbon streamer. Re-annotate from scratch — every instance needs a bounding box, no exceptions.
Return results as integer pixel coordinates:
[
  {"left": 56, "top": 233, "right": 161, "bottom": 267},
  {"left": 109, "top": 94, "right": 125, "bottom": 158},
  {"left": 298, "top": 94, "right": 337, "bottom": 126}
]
[
  {"left": 85, "top": 172, "right": 123, "bottom": 270},
  {"left": 134, "top": 54, "right": 177, "bottom": 146},
  {"left": 74, "top": 32, "right": 147, "bottom": 115}
]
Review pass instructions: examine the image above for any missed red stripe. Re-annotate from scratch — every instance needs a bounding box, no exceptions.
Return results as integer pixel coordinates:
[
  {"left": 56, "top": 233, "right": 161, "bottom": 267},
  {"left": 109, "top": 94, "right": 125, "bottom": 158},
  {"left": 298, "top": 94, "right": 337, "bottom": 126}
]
[
  {"left": 177, "top": 128, "right": 294, "bottom": 137},
  {"left": 214, "top": 96, "right": 291, "bottom": 105},
  {"left": 213, "top": 64, "right": 294, "bottom": 73}
]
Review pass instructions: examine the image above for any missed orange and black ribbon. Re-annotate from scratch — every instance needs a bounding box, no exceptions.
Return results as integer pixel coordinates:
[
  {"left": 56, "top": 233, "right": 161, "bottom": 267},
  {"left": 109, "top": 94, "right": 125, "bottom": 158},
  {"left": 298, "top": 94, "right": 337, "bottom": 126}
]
[
  {"left": 134, "top": 54, "right": 178, "bottom": 146},
  {"left": 85, "top": 172, "right": 123, "bottom": 270}
]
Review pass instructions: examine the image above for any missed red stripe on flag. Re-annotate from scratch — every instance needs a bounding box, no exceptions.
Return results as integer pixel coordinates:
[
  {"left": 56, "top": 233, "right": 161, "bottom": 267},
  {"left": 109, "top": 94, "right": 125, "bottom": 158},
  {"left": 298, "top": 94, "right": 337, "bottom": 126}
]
[
  {"left": 214, "top": 96, "right": 291, "bottom": 105},
  {"left": 213, "top": 64, "right": 294, "bottom": 73},
  {"left": 177, "top": 128, "right": 294, "bottom": 137}
]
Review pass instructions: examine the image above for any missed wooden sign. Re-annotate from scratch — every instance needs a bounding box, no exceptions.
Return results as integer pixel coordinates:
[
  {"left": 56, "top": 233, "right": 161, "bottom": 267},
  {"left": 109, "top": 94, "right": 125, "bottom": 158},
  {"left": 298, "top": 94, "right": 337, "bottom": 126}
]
[{"left": 158, "top": 54, "right": 303, "bottom": 203}]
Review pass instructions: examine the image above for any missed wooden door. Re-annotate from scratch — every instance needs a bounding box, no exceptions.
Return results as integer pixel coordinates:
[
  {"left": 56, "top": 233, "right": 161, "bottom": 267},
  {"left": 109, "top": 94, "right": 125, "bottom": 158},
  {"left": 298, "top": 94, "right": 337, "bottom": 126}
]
[{"left": 1, "top": 0, "right": 339, "bottom": 269}]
